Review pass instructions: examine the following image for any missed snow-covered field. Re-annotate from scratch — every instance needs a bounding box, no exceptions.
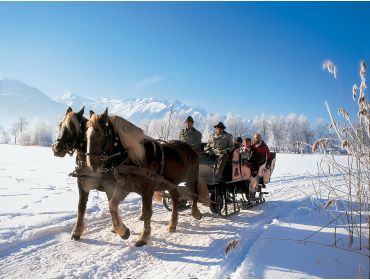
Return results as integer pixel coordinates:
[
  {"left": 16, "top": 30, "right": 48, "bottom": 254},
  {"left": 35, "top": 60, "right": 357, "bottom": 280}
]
[{"left": 0, "top": 144, "right": 368, "bottom": 278}]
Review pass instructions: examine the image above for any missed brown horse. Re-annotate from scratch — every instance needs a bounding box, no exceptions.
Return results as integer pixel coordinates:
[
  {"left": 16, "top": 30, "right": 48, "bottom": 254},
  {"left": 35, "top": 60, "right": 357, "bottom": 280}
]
[
  {"left": 52, "top": 107, "right": 131, "bottom": 241},
  {"left": 86, "top": 109, "right": 207, "bottom": 246}
]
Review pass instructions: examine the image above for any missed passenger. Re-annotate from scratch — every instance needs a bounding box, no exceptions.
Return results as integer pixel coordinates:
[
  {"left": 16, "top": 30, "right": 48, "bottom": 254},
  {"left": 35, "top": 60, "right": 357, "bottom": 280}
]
[
  {"left": 240, "top": 137, "right": 260, "bottom": 177},
  {"left": 178, "top": 116, "right": 202, "bottom": 152},
  {"left": 233, "top": 137, "right": 243, "bottom": 150},
  {"left": 204, "top": 122, "right": 234, "bottom": 178},
  {"left": 251, "top": 132, "right": 271, "bottom": 169}
]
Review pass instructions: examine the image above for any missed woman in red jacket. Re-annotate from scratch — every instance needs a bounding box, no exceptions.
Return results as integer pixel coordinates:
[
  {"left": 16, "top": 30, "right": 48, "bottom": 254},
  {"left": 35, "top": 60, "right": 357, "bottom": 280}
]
[{"left": 251, "top": 132, "right": 271, "bottom": 168}]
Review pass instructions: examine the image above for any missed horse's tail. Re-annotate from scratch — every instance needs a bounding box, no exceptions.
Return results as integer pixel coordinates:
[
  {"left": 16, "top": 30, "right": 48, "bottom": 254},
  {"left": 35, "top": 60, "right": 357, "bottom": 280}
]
[
  {"left": 197, "top": 178, "right": 210, "bottom": 206},
  {"left": 152, "top": 191, "right": 163, "bottom": 203}
]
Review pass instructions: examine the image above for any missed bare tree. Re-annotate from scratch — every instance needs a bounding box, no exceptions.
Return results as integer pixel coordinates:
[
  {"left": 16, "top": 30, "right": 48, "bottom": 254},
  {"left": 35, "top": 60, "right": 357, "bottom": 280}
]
[
  {"left": 10, "top": 124, "right": 19, "bottom": 144},
  {"left": 15, "top": 116, "right": 29, "bottom": 134}
]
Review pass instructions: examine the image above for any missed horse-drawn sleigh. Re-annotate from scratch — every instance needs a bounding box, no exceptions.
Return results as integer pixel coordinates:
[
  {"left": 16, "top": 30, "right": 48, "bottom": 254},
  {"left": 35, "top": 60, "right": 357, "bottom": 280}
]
[
  {"left": 52, "top": 107, "right": 276, "bottom": 246},
  {"left": 162, "top": 145, "right": 276, "bottom": 217}
]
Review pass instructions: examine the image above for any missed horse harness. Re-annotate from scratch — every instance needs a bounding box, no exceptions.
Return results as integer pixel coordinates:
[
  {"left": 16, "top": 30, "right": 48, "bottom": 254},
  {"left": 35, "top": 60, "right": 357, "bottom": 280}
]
[
  {"left": 82, "top": 119, "right": 166, "bottom": 181},
  {"left": 69, "top": 120, "right": 210, "bottom": 203}
]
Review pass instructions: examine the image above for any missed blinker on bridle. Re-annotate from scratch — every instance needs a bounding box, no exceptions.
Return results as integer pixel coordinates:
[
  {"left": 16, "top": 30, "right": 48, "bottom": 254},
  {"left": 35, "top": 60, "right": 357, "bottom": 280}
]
[
  {"left": 56, "top": 118, "right": 84, "bottom": 156},
  {"left": 85, "top": 119, "right": 127, "bottom": 169}
]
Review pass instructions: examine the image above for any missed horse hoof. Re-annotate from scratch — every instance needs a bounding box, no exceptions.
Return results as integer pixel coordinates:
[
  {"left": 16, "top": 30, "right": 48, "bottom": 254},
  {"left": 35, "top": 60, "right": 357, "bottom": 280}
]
[
  {"left": 192, "top": 212, "right": 202, "bottom": 220},
  {"left": 134, "top": 240, "right": 147, "bottom": 247},
  {"left": 168, "top": 226, "right": 176, "bottom": 233},
  {"left": 120, "top": 228, "right": 130, "bottom": 240},
  {"left": 71, "top": 235, "right": 81, "bottom": 241}
]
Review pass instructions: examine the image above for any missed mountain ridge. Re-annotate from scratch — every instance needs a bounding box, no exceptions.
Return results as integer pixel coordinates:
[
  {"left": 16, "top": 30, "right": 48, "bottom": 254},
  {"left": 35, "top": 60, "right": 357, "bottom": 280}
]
[{"left": 0, "top": 78, "right": 208, "bottom": 127}]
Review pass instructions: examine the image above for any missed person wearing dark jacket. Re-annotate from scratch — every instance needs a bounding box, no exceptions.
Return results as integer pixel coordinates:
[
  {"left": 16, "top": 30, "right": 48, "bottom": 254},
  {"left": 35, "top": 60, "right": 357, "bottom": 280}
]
[
  {"left": 251, "top": 132, "right": 271, "bottom": 169},
  {"left": 179, "top": 116, "right": 202, "bottom": 152}
]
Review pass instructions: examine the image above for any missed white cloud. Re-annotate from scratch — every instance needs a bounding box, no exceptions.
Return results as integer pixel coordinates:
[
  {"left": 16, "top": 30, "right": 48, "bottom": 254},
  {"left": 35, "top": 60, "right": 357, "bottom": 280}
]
[{"left": 134, "top": 75, "right": 162, "bottom": 89}]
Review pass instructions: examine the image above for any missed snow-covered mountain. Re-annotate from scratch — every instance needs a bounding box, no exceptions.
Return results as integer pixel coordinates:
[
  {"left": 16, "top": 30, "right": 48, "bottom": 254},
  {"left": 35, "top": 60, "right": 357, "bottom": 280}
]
[
  {"left": 0, "top": 78, "right": 65, "bottom": 126},
  {"left": 54, "top": 91, "right": 207, "bottom": 124},
  {"left": 0, "top": 78, "right": 207, "bottom": 128}
]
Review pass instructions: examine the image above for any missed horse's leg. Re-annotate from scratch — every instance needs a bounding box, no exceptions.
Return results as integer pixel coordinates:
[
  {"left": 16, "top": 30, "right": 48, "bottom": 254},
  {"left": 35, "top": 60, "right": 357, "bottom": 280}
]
[
  {"left": 188, "top": 177, "right": 202, "bottom": 220},
  {"left": 191, "top": 196, "right": 202, "bottom": 220},
  {"left": 168, "top": 189, "right": 179, "bottom": 232},
  {"left": 71, "top": 178, "right": 89, "bottom": 240},
  {"left": 108, "top": 186, "right": 130, "bottom": 240},
  {"left": 138, "top": 192, "right": 155, "bottom": 221},
  {"left": 135, "top": 189, "right": 153, "bottom": 247},
  {"left": 137, "top": 195, "right": 146, "bottom": 222},
  {"left": 105, "top": 191, "right": 117, "bottom": 233}
]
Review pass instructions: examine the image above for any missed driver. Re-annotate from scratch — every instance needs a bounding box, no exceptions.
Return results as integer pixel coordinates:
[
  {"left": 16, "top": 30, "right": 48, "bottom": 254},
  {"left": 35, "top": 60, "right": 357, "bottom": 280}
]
[{"left": 204, "top": 122, "right": 233, "bottom": 178}]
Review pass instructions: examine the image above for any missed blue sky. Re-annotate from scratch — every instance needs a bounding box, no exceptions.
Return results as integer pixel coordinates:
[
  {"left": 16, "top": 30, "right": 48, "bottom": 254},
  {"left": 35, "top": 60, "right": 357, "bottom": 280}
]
[{"left": 0, "top": 2, "right": 369, "bottom": 122}]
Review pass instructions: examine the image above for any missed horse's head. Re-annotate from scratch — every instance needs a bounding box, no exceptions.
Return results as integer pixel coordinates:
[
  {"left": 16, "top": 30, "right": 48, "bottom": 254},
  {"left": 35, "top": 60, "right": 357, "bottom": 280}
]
[
  {"left": 52, "top": 106, "right": 85, "bottom": 157},
  {"left": 86, "top": 108, "right": 116, "bottom": 172}
]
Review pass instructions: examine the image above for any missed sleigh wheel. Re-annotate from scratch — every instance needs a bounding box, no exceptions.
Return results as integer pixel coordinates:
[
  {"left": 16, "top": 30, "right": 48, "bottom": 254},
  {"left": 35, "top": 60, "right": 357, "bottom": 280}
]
[
  {"left": 162, "top": 195, "right": 190, "bottom": 212},
  {"left": 210, "top": 192, "right": 223, "bottom": 215},
  {"left": 162, "top": 196, "right": 172, "bottom": 212}
]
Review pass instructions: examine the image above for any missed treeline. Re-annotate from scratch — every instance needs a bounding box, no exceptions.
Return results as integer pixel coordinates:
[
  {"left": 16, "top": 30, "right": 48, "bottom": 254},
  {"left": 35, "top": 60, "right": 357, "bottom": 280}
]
[
  {"left": 1, "top": 111, "right": 336, "bottom": 153},
  {"left": 0, "top": 116, "right": 54, "bottom": 146},
  {"left": 139, "top": 111, "right": 336, "bottom": 153}
]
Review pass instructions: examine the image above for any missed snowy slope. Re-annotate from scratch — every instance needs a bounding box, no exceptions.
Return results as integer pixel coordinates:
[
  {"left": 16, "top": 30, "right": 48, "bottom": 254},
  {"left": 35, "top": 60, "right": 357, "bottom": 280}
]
[
  {"left": 0, "top": 145, "right": 368, "bottom": 278},
  {"left": 0, "top": 78, "right": 65, "bottom": 125}
]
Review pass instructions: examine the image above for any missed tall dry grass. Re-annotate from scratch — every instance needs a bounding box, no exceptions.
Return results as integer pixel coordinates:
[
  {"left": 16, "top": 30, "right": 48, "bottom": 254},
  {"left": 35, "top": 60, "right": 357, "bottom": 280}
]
[{"left": 312, "top": 60, "right": 369, "bottom": 253}]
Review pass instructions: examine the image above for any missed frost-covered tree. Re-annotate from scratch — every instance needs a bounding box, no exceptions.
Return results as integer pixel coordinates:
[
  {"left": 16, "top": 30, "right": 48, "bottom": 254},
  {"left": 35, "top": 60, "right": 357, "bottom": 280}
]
[
  {"left": 19, "top": 131, "right": 32, "bottom": 146},
  {"left": 148, "top": 118, "right": 168, "bottom": 140},
  {"left": 314, "top": 118, "right": 330, "bottom": 139},
  {"left": 17, "top": 121, "right": 54, "bottom": 146},
  {"left": 286, "top": 113, "right": 304, "bottom": 153},
  {"left": 252, "top": 114, "right": 269, "bottom": 142},
  {"left": 2, "top": 129, "right": 11, "bottom": 144},
  {"left": 0, "top": 124, "right": 3, "bottom": 143},
  {"left": 268, "top": 115, "right": 286, "bottom": 152},
  {"left": 225, "top": 113, "right": 244, "bottom": 137},
  {"left": 141, "top": 110, "right": 325, "bottom": 154},
  {"left": 299, "top": 115, "right": 314, "bottom": 152},
  {"left": 33, "top": 122, "right": 53, "bottom": 146}
]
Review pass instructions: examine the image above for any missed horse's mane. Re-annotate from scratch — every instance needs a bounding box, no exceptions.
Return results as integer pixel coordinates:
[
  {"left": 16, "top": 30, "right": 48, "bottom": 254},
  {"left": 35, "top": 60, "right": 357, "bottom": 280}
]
[
  {"left": 109, "top": 115, "right": 145, "bottom": 165},
  {"left": 86, "top": 114, "right": 100, "bottom": 128},
  {"left": 63, "top": 112, "right": 81, "bottom": 135}
]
